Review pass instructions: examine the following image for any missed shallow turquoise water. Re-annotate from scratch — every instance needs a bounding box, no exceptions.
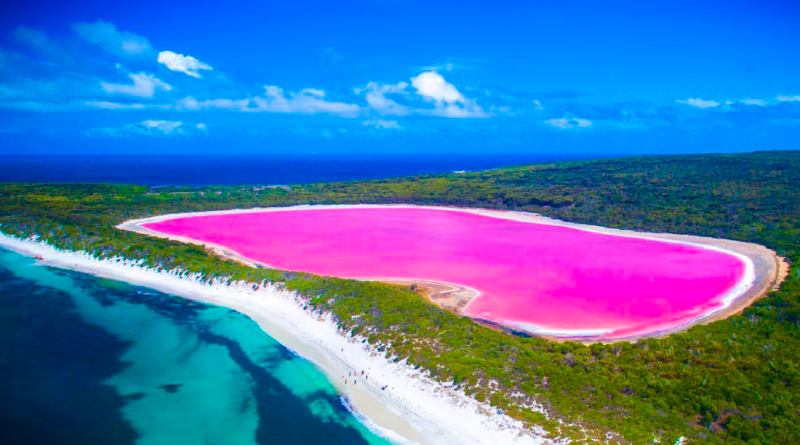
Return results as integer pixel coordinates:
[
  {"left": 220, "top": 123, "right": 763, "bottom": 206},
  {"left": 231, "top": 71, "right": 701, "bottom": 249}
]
[{"left": 0, "top": 248, "right": 391, "bottom": 445}]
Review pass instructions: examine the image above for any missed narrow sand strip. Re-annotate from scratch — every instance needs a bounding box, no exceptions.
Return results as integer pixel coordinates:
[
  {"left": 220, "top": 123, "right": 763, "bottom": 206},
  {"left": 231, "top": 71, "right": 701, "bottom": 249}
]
[
  {"left": 118, "top": 204, "right": 784, "bottom": 342},
  {"left": 0, "top": 234, "right": 551, "bottom": 445}
]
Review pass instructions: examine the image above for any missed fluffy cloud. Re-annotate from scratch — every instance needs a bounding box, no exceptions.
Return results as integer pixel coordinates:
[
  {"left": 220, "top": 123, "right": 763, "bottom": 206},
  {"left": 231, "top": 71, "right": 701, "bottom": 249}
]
[
  {"left": 545, "top": 117, "right": 592, "bottom": 129},
  {"left": 73, "top": 21, "right": 152, "bottom": 57},
  {"left": 176, "top": 86, "right": 360, "bottom": 115},
  {"left": 356, "top": 81, "right": 409, "bottom": 115},
  {"left": 409, "top": 71, "right": 485, "bottom": 118},
  {"left": 362, "top": 119, "right": 401, "bottom": 130},
  {"left": 412, "top": 71, "right": 466, "bottom": 104},
  {"left": 157, "top": 51, "right": 212, "bottom": 78},
  {"left": 141, "top": 120, "right": 182, "bottom": 134},
  {"left": 777, "top": 95, "right": 800, "bottom": 102},
  {"left": 677, "top": 98, "right": 720, "bottom": 108},
  {"left": 357, "top": 73, "right": 485, "bottom": 118},
  {"left": 252, "top": 86, "right": 360, "bottom": 115},
  {"left": 101, "top": 73, "right": 172, "bottom": 98}
]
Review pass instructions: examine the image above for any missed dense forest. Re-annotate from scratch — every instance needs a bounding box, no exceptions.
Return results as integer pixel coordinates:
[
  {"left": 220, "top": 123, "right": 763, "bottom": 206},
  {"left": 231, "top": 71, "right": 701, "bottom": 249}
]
[{"left": 1, "top": 151, "right": 799, "bottom": 443}]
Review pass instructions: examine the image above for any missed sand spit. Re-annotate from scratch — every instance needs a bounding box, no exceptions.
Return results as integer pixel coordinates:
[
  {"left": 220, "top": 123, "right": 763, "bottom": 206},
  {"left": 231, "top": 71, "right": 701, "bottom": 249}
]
[
  {"left": 0, "top": 233, "right": 552, "bottom": 445},
  {"left": 119, "top": 204, "right": 784, "bottom": 342}
]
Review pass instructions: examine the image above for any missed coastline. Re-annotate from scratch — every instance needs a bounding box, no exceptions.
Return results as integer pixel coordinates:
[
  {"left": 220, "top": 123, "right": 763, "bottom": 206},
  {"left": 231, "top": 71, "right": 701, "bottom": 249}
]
[
  {"left": 119, "top": 204, "right": 784, "bottom": 342},
  {"left": 0, "top": 233, "right": 550, "bottom": 445}
]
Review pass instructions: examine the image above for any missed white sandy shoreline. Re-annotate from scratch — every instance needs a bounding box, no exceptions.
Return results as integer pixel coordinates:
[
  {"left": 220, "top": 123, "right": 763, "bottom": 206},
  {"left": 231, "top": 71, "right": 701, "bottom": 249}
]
[
  {"left": 119, "top": 204, "right": 782, "bottom": 341},
  {"left": 0, "top": 233, "right": 552, "bottom": 445}
]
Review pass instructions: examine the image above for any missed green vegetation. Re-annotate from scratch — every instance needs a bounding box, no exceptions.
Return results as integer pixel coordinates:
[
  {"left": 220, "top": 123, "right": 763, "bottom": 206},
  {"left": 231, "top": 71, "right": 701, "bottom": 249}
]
[{"left": 1, "top": 151, "right": 799, "bottom": 443}]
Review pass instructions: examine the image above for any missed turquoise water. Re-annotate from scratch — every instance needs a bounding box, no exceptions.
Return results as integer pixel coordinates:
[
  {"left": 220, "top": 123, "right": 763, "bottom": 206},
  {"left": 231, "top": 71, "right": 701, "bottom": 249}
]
[{"left": 0, "top": 248, "right": 391, "bottom": 445}]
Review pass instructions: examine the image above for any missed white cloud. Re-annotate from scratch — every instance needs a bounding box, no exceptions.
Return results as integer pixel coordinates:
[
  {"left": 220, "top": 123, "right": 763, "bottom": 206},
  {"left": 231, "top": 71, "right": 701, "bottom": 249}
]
[
  {"left": 157, "top": 51, "right": 212, "bottom": 78},
  {"left": 299, "top": 88, "right": 326, "bottom": 97},
  {"left": 411, "top": 71, "right": 466, "bottom": 104},
  {"left": 362, "top": 119, "right": 401, "bottom": 130},
  {"left": 89, "top": 119, "right": 198, "bottom": 137},
  {"left": 677, "top": 98, "right": 720, "bottom": 108},
  {"left": 777, "top": 95, "right": 800, "bottom": 102},
  {"left": 545, "top": 117, "right": 592, "bottom": 129},
  {"left": 740, "top": 98, "right": 768, "bottom": 106},
  {"left": 89, "top": 120, "right": 185, "bottom": 136},
  {"left": 196, "top": 123, "right": 207, "bottom": 130},
  {"left": 358, "top": 73, "right": 485, "bottom": 118},
  {"left": 177, "top": 97, "right": 250, "bottom": 110},
  {"left": 425, "top": 104, "right": 482, "bottom": 118},
  {"left": 175, "top": 87, "right": 359, "bottom": 115},
  {"left": 252, "top": 86, "right": 360, "bottom": 115},
  {"left": 101, "top": 73, "right": 172, "bottom": 98},
  {"left": 356, "top": 81, "right": 409, "bottom": 115},
  {"left": 73, "top": 21, "right": 152, "bottom": 57},
  {"left": 142, "top": 120, "right": 183, "bottom": 135},
  {"left": 410, "top": 71, "right": 485, "bottom": 118}
]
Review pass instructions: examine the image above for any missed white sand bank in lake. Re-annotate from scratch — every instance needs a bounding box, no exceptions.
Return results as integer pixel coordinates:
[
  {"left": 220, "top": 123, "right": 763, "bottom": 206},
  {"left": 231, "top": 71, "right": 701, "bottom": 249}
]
[
  {"left": 0, "top": 233, "right": 552, "bottom": 445},
  {"left": 119, "top": 204, "right": 783, "bottom": 342}
]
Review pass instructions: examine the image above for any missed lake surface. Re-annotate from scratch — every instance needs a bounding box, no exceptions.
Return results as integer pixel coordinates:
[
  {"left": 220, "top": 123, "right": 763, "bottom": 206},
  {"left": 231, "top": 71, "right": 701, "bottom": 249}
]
[
  {"left": 143, "top": 207, "right": 748, "bottom": 338},
  {"left": 0, "top": 248, "right": 390, "bottom": 445}
]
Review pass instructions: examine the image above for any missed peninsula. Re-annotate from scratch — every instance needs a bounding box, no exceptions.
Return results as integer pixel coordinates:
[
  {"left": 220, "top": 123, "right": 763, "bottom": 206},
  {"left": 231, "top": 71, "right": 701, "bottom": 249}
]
[{"left": 1, "top": 151, "right": 798, "bottom": 444}]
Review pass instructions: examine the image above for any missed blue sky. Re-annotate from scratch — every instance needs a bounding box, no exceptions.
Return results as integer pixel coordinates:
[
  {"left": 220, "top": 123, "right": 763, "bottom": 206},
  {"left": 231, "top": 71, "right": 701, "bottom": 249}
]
[{"left": 0, "top": 0, "right": 798, "bottom": 156}]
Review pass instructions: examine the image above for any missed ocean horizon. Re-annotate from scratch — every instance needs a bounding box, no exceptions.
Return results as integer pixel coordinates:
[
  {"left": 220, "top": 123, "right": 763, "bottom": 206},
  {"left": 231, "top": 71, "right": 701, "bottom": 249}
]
[{"left": 0, "top": 153, "right": 605, "bottom": 186}]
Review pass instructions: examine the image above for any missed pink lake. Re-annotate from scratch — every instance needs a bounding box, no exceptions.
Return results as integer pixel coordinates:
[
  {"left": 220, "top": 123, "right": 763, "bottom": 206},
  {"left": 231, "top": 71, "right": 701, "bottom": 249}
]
[{"left": 142, "top": 207, "right": 748, "bottom": 338}]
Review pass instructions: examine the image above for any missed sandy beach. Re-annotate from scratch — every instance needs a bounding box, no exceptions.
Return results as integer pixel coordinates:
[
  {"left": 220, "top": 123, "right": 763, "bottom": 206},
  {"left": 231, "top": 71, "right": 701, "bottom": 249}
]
[
  {"left": 119, "top": 204, "right": 785, "bottom": 342},
  {"left": 0, "top": 233, "right": 551, "bottom": 445}
]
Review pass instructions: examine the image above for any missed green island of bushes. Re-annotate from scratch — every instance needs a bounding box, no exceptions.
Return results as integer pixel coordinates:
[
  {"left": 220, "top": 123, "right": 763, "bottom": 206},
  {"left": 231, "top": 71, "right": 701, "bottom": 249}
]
[{"left": 1, "top": 150, "right": 799, "bottom": 443}]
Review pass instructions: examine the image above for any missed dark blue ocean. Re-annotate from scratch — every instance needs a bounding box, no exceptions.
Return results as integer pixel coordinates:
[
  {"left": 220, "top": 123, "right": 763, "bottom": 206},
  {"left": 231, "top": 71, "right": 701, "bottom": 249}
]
[
  {"left": 0, "top": 153, "right": 598, "bottom": 185},
  {"left": 0, "top": 249, "right": 392, "bottom": 445}
]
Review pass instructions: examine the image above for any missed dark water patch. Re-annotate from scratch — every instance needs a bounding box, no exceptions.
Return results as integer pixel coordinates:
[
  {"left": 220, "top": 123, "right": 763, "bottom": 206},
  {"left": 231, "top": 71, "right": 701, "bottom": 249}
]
[
  {"left": 0, "top": 264, "right": 138, "bottom": 445},
  {"left": 195, "top": 326, "right": 372, "bottom": 445},
  {"left": 0, "top": 250, "right": 389, "bottom": 444},
  {"left": 158, "top": 384, "right": 183, "bottom": 393}
]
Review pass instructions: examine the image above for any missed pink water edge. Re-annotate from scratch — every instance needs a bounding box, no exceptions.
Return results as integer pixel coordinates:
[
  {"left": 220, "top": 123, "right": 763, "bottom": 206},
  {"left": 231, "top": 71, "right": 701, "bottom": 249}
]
[{"left": 142, "top": 207, "right": 747, "bottom": 338}]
